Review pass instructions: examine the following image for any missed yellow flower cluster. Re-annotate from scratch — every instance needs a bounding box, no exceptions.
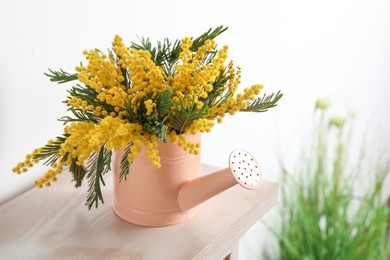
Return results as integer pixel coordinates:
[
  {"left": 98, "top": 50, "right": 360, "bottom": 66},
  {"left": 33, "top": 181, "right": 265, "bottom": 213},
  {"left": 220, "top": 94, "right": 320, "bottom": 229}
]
[
  {"left": 76, "top": 50, "right": 124, "bottom": 92},
  {"left": 185, "top": 119, "right": 214, "bottom": 135},
  {"left": 126, "top": 49, "right": 166, "bottom": 95},
  {"left": 165, "top": 118, "right": 213, "bottom": 154},
  {"left": 12, "top": 148, "right": 41, "bottom": 174},
  {"left": 142, "top": 133, "right": 160, "bottom": 168},
  {"left": 203, "top": 59, "right": 265, "bottom": 124},
  {"left": 112, "top": 35, "right": 168, "bottom": 116},
  {"left": 176, "top": 135, "right": 200, "bottom": 154},
  {"left": 60, "top": 122, "right": 96, "bottom": 164},
  {"left": 29, "top": 117, "right": 144, "bottom": 187},
  {"left": 12, "top": 140, "right": 64, "bottom": 187},
  {"left": 234, "top": 84, "right": 263, "bottom": 111},
  {"left": 34, "top": 162, "right": 63, "bottom": 188},
  {"left": 227, "top": 61, "right": 241, "bottom": 93},
  {"left": 171, "top": 38, "right": 227, "bottom": 109},
  {"left": 144, "top": 99, "right": 156, "bottom": 116}
]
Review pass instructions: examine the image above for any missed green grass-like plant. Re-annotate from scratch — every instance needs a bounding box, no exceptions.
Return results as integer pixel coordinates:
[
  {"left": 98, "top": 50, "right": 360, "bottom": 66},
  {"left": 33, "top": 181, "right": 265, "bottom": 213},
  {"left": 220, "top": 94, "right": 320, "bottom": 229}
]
[{"left": 266, "top": 100, "right": 390, "bottom": 260}]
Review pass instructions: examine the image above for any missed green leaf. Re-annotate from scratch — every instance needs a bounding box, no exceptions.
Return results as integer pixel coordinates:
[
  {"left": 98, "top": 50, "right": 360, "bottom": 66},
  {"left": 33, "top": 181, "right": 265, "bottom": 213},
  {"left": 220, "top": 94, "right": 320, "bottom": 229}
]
[
  {"left": 142, "top": 90, "right": 173, "bottom": 142},
  {"left": 69, "top": 158, "right": 87, "bottom": 188},
  {"left": 144, "top": 117, "right": 169, "bottom": 143},
  {"left": 190, "top": 26, "right": 228, "bottom": 51},
  {"left": 240, "top": 90, "right": 283, "bottom": 112},
  {"left": 64, "top": 84, "right": 115, "bottom": 120},
  {"left": 119, "top": 144, "right": 131, "bottom": 182},
  {"left": 169, "top": 93, "right": 208, "bottom": 134},
  {"left": 131, "top": 37, "right": 173, "bottom": 67},
  {"left": 155, "top": 89, "right": 174, "bottom": 114},
  {"left": 59, "top": 108, "right": 98, "bottom": 125},
  {"left": 85, "top": 146, "right": 112, "bottom": 210},
  {"left": 44, "top": 69, "right": 78, "bottom": 84},
  {"left": 124, "top": 98, "right": 136, "bottom": 122},
  {"left": 130, "top": 26, "right": 228, "bottom": 76},
  {"left": 66, "top": 84, "right": 100, "bottom": 107},
  {"left": 202, "top": 66, "right": 232, "bottom": 107},
  {"left": 33, "top": 135, "right": 69, "bottom": 166},
  {"left": 131, "top": 37, "right": 178, "bottom": 76},
  {"left": 125, "top": 89, "right": 174, "bottom": 142}
]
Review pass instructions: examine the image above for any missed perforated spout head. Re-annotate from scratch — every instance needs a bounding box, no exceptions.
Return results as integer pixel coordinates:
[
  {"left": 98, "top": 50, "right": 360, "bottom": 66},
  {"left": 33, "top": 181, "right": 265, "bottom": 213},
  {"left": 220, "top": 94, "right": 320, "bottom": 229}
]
[
  {"left": 228, "top": 149, "right": 262, "bottom": 189},
  {"left": 178, "top": 148, "right": 262, "bottom": 211}
]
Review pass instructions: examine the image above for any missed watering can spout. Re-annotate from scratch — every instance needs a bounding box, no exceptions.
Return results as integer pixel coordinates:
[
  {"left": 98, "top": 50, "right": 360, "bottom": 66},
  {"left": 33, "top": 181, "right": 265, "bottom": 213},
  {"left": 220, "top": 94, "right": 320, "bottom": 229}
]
[{"left": 178, "top": 149, "right": 262, "bottom": 211}]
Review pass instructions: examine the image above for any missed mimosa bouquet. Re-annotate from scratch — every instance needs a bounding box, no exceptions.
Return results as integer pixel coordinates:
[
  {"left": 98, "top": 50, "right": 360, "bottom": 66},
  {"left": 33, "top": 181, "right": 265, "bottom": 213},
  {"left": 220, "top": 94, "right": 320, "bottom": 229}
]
[{"left": 13, "top": 26, "right": 282, "bottom": 209}]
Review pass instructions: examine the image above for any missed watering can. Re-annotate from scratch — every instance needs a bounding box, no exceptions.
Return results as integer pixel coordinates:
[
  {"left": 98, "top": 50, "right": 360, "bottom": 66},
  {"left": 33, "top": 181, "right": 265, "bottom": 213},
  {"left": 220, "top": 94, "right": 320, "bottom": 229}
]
[{"left": 113, "top": 134, "right": 262, "bottom": 226}]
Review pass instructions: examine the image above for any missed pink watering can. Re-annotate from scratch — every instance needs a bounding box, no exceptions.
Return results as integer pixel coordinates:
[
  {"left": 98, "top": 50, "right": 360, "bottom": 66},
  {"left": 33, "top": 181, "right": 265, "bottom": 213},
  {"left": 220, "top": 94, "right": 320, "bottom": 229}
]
[{"left": 113, "top": 134, "right": 262, "bottom": 226}]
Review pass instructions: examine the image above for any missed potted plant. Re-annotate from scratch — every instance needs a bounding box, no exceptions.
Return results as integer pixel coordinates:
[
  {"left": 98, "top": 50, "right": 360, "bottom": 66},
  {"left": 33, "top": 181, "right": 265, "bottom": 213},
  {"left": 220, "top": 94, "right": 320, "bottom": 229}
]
[{"left": 12, "top": 26, "right": 282, "bottom": 225}]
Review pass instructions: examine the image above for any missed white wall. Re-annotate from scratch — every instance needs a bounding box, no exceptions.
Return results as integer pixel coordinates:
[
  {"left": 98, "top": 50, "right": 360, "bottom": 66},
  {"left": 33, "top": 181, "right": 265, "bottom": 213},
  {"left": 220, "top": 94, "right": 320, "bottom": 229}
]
[{"left": 1, "top": 0, "right": 390, "bottom": 259}]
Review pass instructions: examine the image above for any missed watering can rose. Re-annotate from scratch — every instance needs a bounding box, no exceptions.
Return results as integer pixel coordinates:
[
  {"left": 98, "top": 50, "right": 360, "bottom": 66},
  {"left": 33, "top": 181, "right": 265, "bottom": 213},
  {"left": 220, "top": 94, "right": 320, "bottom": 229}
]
[{"left": 12, "top": 26, "right": 282, "bottom": 209}]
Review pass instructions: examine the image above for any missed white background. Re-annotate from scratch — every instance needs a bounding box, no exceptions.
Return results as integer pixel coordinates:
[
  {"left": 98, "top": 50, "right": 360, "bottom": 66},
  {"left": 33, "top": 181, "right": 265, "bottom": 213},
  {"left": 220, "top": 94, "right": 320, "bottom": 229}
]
[{"left": 1, "top": 0, "right": 390, "bottom": 259}]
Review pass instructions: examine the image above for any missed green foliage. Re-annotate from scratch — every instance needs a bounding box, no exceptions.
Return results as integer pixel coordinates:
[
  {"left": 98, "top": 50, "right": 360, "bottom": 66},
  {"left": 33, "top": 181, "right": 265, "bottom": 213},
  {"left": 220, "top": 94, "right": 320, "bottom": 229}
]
[
  {"left": 131, "top": 26, "right": 227, "bottom": 75},
  {"left": 169, "top": 93, "right": 209, "bottom": 134},
  {"left": 125, "top": 89, "right": 174, "bottom": 142},
  {"left": 241, "top": 90, "right": 283, "bottom": 112},
  {"left": 124, "top": 98, "right": 136, "bottom": 122},
  {"left": 265, "top": 105, "right": 390, "bottom": 260},
  {"left": 141, "top": 89, "right": 174, "bottom": 142},
  {"left": 58, "top": 84, "right": 110, "bottom": 124},
  {"left": 85, "top": 146, "right": 112, "bottom": 210},
  {"left": 143, "top": 118, "right": 169, "bottom": 143},
  {"left": 33, "top": 135, "right": 69, "bottom": 166},
  {"left": 44, "top": 69, "right": 78, "bottom": 83},
  {"left": 66, "top": 84, "right": 98, "bottom": 105},
  {"left": 66, "top": 84, "right": 114, "bottom": 112},
  {"left": 58, "top": 108, "right": 98, "bottom": 125},
  {"left": 154, "top": 88, "right": 175, "bottom": 114},
  {"left": 69, "top": 158, "right": 87, "bottom": 188},
  {"left": 131, "top": 37, "right": 180, "bottom": 75},
  {"left": 190, "top": 26, "right": 228, "bottom": 52},
  {"left": 124, "top": 87, "right": 212, "bottom": 141},
  {"left": 202, "top": 66, "right": 232, "bottom": 108},
  {"left": 119, "top": 144, "right": 131, "bottom": 182}
]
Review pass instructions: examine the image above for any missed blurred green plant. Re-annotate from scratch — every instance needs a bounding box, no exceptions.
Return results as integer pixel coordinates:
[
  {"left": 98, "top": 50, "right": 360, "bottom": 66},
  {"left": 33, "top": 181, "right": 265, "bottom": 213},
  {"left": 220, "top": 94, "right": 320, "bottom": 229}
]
[{"left": 266, "top": 99, "right": 390, "bottom": 260}]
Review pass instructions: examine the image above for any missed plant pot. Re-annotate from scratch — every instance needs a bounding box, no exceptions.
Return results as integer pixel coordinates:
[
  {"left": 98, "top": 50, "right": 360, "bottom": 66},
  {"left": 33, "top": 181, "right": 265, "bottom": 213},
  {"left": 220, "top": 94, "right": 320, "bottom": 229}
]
[{"left": 113, "top": 134, "right": 201, "bottom": 227}]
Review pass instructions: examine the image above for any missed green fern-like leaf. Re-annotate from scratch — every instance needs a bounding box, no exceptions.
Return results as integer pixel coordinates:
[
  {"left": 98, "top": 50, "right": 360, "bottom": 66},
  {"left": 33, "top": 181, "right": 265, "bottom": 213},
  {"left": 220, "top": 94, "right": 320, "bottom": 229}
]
[
  {"left": 33, "top": 135, "right": 69, "bottom": 166},
  {"left": 66, "top": 84, "right": 107, "bottom": 108},
  {"left": 144, "top": 89, "right": 174, "bottom": 141},
  {"left": 85, "top": 146, "right": 112, "bottom": 210},
  {"left": 144, "top": 117, "right": 169, "bottom": 142},
  {"left": 119, "top": 144, "right": 131, "bottom": 182},
  {"left": 131, "top": 37, "right": 179, "bottom": 76},
  {"left": 64, "top": 84, "right": 115, "bottom": 121},
  {"left": 131, "top": 26, "right": 227, "bottom": 76},
  {"left": 203, "top": 66, "right": 232, "bottom": 108},
  {"left": 125, "top": 89, "right": 173, "bottom": 141},
  {"left": 131, "top": 37, "right": 173, "bottom": 67},
  {"left": 59, "top": 108, "right": 98, "bottom": 125},
  {"left": 241, "top": 90, "right": 283, "bottom": 113},
  {"left": 190, "top": 26, "right": 228, "bottom": 51},
  {"left": 155, "top": 89, "right": 174, "bottom": 114},
  {"left": 44, "top": 69, "right": 78, "bottom": 84},
  {"left": 169, "top": 93, "right": 208, "bottom": 134},
  {"left": 70, "top": 158, "right": 87, "bottom": 188},
  {"left": 124, "top": 98, "right": 136, "bottom": 122}
]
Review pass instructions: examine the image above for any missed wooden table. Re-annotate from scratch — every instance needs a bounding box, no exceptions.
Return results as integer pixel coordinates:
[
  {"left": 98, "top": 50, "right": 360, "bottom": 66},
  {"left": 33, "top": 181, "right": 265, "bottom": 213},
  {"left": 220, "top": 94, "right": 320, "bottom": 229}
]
[{"left": 0, "top": 164, "right": 278, "bottom": 260}]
